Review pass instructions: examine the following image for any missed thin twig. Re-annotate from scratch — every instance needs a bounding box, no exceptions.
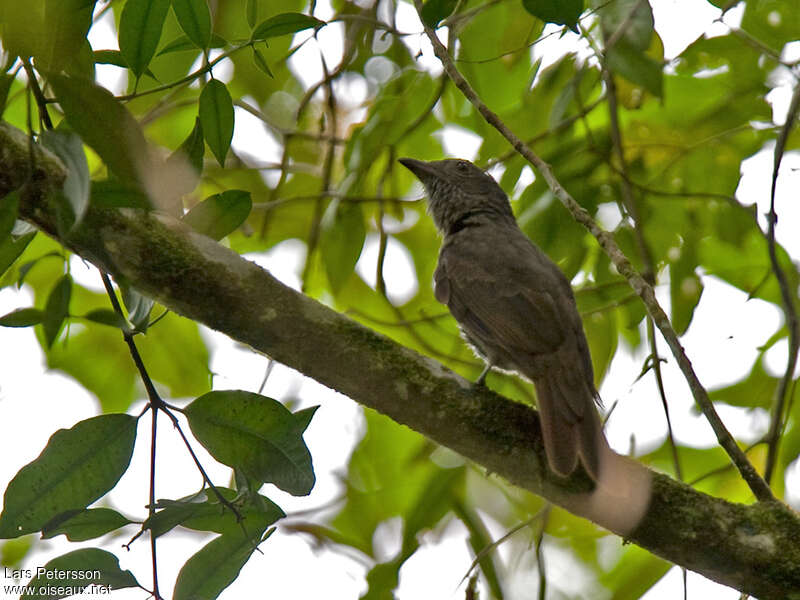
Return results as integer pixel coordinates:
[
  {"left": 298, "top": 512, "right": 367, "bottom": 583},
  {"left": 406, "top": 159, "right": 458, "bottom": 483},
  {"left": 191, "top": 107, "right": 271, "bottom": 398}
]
[
  {"left": 762, "top": 81, "right": 800, "bottom": 484},
  {"left": 413, "top": 0, "right": 774, "bottom": 502}
]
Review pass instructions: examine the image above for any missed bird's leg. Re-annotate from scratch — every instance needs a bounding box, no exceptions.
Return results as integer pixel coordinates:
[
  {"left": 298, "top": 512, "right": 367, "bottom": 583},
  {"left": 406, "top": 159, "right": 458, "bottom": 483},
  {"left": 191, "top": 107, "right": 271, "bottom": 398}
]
[{"left": 474, "top": 362, "right": 492, "bottom": 387}]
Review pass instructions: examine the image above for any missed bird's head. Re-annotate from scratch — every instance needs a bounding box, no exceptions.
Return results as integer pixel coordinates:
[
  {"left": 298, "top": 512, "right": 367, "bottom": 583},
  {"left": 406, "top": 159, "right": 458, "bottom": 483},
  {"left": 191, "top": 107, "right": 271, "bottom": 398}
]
[{"left": 399, "top": 158, "right": 514, "bottom": 233}]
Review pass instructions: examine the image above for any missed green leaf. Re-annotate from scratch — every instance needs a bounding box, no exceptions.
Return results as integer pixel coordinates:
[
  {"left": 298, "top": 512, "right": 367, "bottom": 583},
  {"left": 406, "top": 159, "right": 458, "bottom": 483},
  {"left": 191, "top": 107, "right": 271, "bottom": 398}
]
[
  {"left": 90, "top": 180, "right": 152, "bottom": 209},
  {"left": 39, "top": 128, "right": 90, "bottom": 224},
  {"left": 0, "top": 307, "right": 44, "bottom": 327},
  {"left": 0, "top": 230, "right": 36, "bottom": 278},
  {"left": 182, "top": 189, "right": 252, "bottom": 240},
  {"left": 709, "top": 358, "right": 779, "bottom": 409},
  {"left": 199, "top": 79, "right": 234, "bottom": 167},
  {"left": 172, "top": 0, "right": 212, "bottom": 49},
  {"left": 605, "top": 39, "right": 663, "bottom": 98},
  {"left": 49, "top": 75, "right": 149, "bottom": 186},
  {"left": 43, "top": 274, "right": 72, "bottom": 348},
  {"left": 0, "top": 190, "right": 19, "bottom": 242},
  {"left": 420, "top": 0, "right": 457, "bottom": 28},
  {"left": 158, "top": 33, "right": 227, "bottom": 55},
  {"left": 119, "top": 0, "right": 170, "bottom": 77},
  {"left": 0, "top": 414, "right": 137, "bottom": 538},
  {"left": 595, "top": 0, "right": 653, "bottom": 50},
  {"left": 250, "top": 12, "right": 325, "bottom": 41},
  {"left": 522, "top": 0, "right": 583, "bottom": 31},
  {"left": 173, "top": 529, "right": 275, "bottom": 600},
  {"left": 42, "top": 508, "right": 133, "bottom": 541},
  {"left": 0, "top": 0, "right": 96, "bottom": 72},
  {"left": 169, "top": 117, "right": 205, "bottom": 179},
  {"left": 121, "top": 285, "right": 154, "bottom": 331},
  {"left": 246, "top": 0, "right": 258, "bottom": 28},
  {"left": 252, "top": 46, "right": 273, "bottom": 78},
  {"left": 82, "top": 308, "right": 130, "bottom": 330},
  {"left": 184, "top": 390, "right": 316, "bottom": 496},
  {"left": 145, "top": 487, "right": 284, "bottom": 538},
  {"left": 320, "top": 202, "right": 366, "bottom": 295},
  {"left": 21, "top": 548, "right": 139, "bottom": 598},
  {"left": 669, "top": 243, "right": 703, "bottom": 335}
]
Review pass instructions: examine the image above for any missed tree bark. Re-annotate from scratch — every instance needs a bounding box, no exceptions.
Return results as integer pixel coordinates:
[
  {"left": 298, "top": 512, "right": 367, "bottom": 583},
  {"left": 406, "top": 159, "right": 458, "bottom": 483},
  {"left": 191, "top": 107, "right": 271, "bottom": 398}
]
[{"left": 2, "top": 122, "right": 799, "bottom": 599}]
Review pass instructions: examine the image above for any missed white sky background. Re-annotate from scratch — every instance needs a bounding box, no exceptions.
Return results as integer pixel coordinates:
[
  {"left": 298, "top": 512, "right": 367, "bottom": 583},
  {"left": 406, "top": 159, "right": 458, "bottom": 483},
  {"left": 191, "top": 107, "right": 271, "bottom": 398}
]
[{"left": 1, "top": 1, "right": 800, "bottom": 599}]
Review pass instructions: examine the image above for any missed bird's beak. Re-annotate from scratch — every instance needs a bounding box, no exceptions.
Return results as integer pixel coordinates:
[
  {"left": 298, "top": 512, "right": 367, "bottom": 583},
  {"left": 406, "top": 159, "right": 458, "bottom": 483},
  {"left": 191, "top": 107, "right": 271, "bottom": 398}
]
[{"left": 399, "top": 157, "right": 436, "bottom": 181}]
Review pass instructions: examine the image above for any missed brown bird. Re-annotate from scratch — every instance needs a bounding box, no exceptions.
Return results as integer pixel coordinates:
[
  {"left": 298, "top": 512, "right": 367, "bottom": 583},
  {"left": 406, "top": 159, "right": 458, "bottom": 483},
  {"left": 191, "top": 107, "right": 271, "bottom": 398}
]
[{"left": 399, "top": 157, "right": 605, "bottom": 478}]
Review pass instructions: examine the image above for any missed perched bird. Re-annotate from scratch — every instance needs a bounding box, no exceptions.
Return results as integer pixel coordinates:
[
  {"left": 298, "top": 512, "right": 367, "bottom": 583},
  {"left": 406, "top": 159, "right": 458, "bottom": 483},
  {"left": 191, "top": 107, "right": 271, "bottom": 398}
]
[{"left": 399, "top": 157, "right": 605, "bottom": 478}]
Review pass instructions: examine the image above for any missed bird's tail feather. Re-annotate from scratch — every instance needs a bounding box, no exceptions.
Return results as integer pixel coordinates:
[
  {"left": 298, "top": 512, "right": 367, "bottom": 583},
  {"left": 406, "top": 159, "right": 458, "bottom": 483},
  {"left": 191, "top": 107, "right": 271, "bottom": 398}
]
[{"left": 534, "top": 373, "right": 603, "bottom": 479}]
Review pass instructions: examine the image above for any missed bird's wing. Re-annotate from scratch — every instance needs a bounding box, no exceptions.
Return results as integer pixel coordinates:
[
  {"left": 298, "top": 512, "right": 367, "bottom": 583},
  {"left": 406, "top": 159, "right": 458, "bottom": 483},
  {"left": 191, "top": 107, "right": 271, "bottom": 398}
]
[{"left": 435, "top": 226, "right": 570, "bottom": 357}]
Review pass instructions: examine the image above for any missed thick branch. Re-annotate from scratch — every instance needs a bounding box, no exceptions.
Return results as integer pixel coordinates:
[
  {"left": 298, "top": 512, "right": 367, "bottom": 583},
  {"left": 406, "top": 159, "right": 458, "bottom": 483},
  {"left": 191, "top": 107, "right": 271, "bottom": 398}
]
[{"left": 2, "top": 121, "right": 800, "bottom": 599}]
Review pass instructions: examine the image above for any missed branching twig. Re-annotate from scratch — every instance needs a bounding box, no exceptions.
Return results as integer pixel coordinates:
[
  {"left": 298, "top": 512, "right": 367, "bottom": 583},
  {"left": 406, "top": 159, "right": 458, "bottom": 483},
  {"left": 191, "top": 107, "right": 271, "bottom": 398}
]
[{"left": 412, "top": 0, "right": 774, "bottom": 502}]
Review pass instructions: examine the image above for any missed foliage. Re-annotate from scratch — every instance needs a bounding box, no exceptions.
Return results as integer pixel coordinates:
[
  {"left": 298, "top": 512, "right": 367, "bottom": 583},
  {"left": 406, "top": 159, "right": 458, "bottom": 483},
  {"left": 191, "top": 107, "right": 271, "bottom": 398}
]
[{"left": 0, "top": 0, "right": 799, "bottom": 598}]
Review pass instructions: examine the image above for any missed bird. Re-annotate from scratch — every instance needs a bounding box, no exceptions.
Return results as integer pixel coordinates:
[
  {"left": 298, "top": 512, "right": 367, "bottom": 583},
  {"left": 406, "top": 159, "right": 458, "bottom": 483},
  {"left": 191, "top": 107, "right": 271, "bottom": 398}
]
[{"left": 399, "top": 157, "right": 605, "bottom": 478}]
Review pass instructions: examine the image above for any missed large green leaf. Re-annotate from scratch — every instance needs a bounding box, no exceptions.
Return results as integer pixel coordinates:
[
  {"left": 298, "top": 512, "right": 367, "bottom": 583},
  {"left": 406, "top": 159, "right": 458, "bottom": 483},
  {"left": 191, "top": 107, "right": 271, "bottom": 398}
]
[
  {"left": 199, "top": 79, "right": 234, "bottom": 167},
  {"left": 119, "top": 0, "right": 171, "bottom": 78},
  {"left": 49, "top": 75, "right": 149, "bottom": 186},
  {"left": 0, "top": 0, "right": 96, "bottom": 72},
  {"left": 522, "top": 0, "right": 583, "bottom": 31},
  {"left": 250, "top": 12, "right": 325, "bottom": 41},
  {"left": 39, "top": 128, "right": 90, "bottom": 224},
  {"left": 320, "top": 201, "right": 366, "bottom": 295},
  {"left": 171, "top": 0, "right": 212, "bottom": 49},
  {"left": 42, "top": 273, "right": 72, "bottom": 348},
  {"left": 0, "top": 414, "right": 137, "bottom": 538},
  {"left": 173, "top": 528, "right": 275, "bottom": 600},
  {"left": 41, "top": 508, "right": 133, "bottom": 541},
  {"left": 182, "top": 189, "right": 252, "bottom": 240},
  {"left": 185, "top": 391, "right": 317, "bottom": 496},
  {"left": 21, "top": 548, "right": 139, "bottom": 598}
]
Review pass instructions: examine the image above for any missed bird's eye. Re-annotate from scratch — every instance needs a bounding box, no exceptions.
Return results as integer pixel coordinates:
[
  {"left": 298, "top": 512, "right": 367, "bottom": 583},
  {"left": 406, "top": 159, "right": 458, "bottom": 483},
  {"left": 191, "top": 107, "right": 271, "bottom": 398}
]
[{"left": 456, "top": 160, "right": 469, "bottom": 171}]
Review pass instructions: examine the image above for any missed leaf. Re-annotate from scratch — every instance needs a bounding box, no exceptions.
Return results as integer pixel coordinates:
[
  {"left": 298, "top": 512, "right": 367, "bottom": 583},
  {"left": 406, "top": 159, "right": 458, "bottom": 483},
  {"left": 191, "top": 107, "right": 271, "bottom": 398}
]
[
  {"left": 43, "top": 273, "right": 72, "bottom": 348},
  {"left": 21, "top": 548, "right": 139, "bottom": 598},
  {"left": 173, "top": 529, "right": 275, "bottom": 600},
  {"left": 0, "top": 307, "right": 44, "bottom": 327},
  {"left": 420, "top": 0, "right": 457, "bottom": 28},
  {"left": 182, "top": 189, "right": 252, "bottom": 240},
  {"left": 172, "top": 0, "right": 212, "bottom": 49},
  {"left": 145, "top": 487, "right": 284, "bottom": 538},
  {"left": 49, "top": 75, "right": 149, "bottom": 186},
  {"left": 168, "top": 117, "right": 205, "bottom": 179},
  {"left": 0, "top": 230, "right": 36, "bottom": 278},
  {"left": 320, "top": 202, "right": 366, "bottom": 295},
  {"left": 0, "top": 0, "right": 96, "bottom": 72},
  {"left": 605, "top": 39, "right": 663, "bottom": 98},
  {"left": 252, "top": 46, "right": 273, "bottom": 78},
  {"left": 119, "top": 0, "right": 170, "bottom": 77},
  {"left": 82, "top": 308, "right": 130, "bottom": 330},
  {"left": 90, "top": 180, "right": 152, "bottom": 209},
  {"left": 121, "top": 285, "right": 154, "bottom": 331},
  {"left": 250, "top": 12, "right": 325, "bottom": 41},
  {"left": 184, "top": 390, "right": 316, "bottom": 496},
  {"left": 246, "top": 0, "right": 258, "bottom": 28},
  {"left": 0, "top": 414, "right": 138, "bottom": 538},
  {"left": 199, "top": 79, "right": 234, "bottom": 167},
  {"left": 669, "top": 243, "right": 703, "bottom": 336},
  {"left": 0, "top": 190, "right": 19, "bottom": 242},
  {"left": 42, "top": 508, "right": 133, "bottom": 541},
  {"left": 39, "top": 128, "right": 90, "bottom": 224},
  {"left": 522, "top": 0, "right": 583, "bottom": 32},
  {"left": 595, "top": 0, "right": 653, "bottom": 50},
  {"left": 158, "top": 33, "right": 227, "bottom": 55}
]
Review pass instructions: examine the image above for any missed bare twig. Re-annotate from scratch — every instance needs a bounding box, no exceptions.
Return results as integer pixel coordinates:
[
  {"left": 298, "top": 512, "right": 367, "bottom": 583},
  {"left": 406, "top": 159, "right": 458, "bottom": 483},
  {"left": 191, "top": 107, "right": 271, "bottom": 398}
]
[{"left": 762, "top": 81, "right": 800, "bottom": 484}]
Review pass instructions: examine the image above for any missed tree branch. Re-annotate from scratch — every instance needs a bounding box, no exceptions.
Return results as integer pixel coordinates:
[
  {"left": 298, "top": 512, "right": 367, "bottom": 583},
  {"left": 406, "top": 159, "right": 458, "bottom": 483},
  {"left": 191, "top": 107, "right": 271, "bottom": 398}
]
[{"left": 2, "top": 121, "right": 800, "bottom": 599}]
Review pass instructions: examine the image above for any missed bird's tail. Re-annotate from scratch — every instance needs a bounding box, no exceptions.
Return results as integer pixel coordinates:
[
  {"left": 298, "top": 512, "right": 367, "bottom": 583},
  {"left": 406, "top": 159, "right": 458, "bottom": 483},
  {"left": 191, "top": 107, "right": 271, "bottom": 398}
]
[{"left": 533, "top": 372, "right": 604, "bottom": 479}]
